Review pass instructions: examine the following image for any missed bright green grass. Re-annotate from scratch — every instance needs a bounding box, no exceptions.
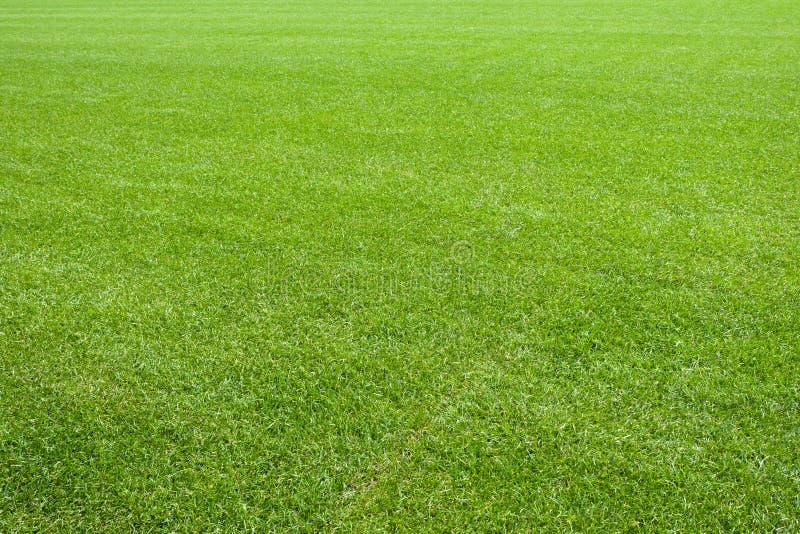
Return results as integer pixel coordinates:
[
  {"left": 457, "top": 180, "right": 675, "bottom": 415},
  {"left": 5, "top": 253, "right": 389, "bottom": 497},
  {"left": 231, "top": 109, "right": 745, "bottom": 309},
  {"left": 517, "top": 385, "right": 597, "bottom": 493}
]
[{"left": 1, "top": 0, "right": 799, "bottom": 530}]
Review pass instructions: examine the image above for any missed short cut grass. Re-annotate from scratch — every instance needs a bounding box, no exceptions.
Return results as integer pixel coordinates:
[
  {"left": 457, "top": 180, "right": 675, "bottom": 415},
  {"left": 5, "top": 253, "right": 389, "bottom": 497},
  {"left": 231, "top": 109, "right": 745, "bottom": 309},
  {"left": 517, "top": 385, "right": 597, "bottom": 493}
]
[{"left": 1, "top": 0, "right": 799, "bottom": 530}]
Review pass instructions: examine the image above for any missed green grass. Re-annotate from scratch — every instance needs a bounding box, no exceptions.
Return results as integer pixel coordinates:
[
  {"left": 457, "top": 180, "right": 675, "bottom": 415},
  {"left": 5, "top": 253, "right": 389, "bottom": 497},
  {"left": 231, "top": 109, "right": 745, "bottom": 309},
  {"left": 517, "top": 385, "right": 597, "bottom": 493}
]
[{"left": 1, "top": 0, "right": 799, "bottom": 530}]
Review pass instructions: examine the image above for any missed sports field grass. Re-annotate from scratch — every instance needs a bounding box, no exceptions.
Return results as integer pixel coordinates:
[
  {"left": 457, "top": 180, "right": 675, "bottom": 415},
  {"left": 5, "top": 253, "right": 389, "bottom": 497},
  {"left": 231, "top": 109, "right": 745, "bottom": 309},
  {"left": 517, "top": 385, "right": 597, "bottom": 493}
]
[{"left": 1, "top": 0, "right": 799, "bottom": 530}]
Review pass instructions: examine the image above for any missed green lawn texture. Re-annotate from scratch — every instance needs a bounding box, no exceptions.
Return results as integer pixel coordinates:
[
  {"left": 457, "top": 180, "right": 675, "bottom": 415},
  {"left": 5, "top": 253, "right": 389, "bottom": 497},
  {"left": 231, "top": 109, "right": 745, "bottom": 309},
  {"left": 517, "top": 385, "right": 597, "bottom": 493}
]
[{"left": 1, "top": 0, "right": 799, "bottom": 530}]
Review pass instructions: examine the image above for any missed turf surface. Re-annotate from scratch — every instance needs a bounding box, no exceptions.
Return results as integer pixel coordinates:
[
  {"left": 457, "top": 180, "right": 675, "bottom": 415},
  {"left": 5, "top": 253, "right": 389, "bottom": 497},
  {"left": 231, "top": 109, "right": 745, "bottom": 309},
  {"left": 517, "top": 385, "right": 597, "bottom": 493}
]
[{"left": 1, "top": 0, "right": 799, "bottom": 530}]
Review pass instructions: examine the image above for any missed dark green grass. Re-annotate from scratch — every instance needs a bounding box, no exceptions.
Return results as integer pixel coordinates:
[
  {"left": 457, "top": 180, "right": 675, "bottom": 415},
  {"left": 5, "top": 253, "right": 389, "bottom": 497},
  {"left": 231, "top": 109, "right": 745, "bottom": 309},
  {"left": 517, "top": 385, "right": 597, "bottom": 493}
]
[{"left": 1, "top": 0, "right": 799, "bottom": 530}]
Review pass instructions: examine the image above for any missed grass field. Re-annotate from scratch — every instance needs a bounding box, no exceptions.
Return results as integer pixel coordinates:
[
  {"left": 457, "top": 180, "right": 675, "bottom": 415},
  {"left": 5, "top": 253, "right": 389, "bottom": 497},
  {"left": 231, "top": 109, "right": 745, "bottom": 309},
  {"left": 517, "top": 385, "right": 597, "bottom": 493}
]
[{"left": 1, "top": 0, "right": 799, "bottom": 530}]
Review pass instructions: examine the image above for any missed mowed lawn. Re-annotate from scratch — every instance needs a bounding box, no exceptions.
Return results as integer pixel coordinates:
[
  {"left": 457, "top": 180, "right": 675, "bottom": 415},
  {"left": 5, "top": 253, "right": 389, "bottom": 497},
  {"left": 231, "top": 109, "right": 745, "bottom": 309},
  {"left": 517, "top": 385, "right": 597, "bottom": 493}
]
[{"left": 1, "top": 0, "right": 799, "bottom": 530}]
